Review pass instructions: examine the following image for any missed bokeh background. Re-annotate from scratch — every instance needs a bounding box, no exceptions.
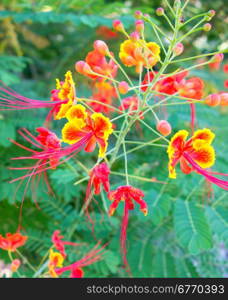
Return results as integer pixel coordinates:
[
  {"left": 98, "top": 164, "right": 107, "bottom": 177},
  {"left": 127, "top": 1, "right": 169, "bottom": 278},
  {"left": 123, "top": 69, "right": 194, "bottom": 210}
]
[{"left": 0, "top": 0, "right": 227, "bottom": 277}]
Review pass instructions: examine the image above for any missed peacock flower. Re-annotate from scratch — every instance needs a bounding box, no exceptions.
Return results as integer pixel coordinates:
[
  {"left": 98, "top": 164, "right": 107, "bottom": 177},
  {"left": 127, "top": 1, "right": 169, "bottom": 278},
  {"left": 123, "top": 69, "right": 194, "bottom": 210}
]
[
  {"left": 48, "top": 249, "right": 64, "bottom": 278},
  {"left": 141, "top": 70, "right": 188, "bottom": 94},
  {"left": 119, "top": 95, "right": 143, "bottom": 119},
  {"left": 167, "top": 129, "right": 228, "bottom": 190},
  {"left": 52, "top": 230, "right": 82, "bottom": 259},
  {"left": 62, "top": 105, "right": 113, "bottom": 158},
  {"left": 54, "top": 242, "right": 106, "bottom": 278},
  {"left": 176, "top": 76, "right": 205, "bottom": 132},
  {"left": 177, "top": 77, "right": 204, "bottom": 100},
  {"left": 9, "top": 113, "right": 111, "bottom": 191},
  {"left": 0, "top": 232, "right": 27, "bottom": 252},
  {"left": 119, "top": 39, "right": 160, "bottom": 73},
  {"left": 0, "top": 80, "right": 68, "bottom": 119},
  {"left": 108, "top": 185, "right": 147, "bottom": 271},
  {"left": 87, "top": 162, "right": 110, "bottom": 196},
  {"left": 90, "top": 81, "right": 116, "bottom": 114},
  {"left": 51, "top": 71, "right": 76, "bottom": 120},
  {"left": 96, "top": 26, "right": 118, "bottom": 40},
  {"left": 83, "top": 49, "right": 118, "bottom": 80},
  {"left": 209, "top": 53, "right": 224, "bottom": 71}
]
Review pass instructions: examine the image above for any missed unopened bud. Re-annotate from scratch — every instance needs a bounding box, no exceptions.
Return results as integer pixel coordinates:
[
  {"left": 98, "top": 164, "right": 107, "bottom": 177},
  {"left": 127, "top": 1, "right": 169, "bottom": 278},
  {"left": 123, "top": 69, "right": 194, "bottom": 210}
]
[
  {"left": 113, "top": 19, "right": 124, "bottom": 32},
  {"left": 220, "top": 93, "right": 228, "bottom": 106},
  {"left": 156, "top": 7, "right": 164, "bottom": 16},
  {"left": 118, "top": 81, "right": 129, "bottom": 94},
  {"left": 204, "top": 94, "right": 221, "bottom": 106},
  {"left": 11, "top": 259, "right": 21, "bottom": 272},
  {"left": 212, "top": 53, "right": 224, "bottom": 63},
  {"left": 93, "top": 40, "right": 109, "bottom": 55},
  {"left": 130, "top": 31, "right": 140, "bottom": 42},
  {"left": 208, "top": 10, "right": 216, "bottom": 17},
  {"left": 173, "top": 42, "right": 184, "bottom": 56},
  {"left": 135, "top": 10, "right": 143, "bottom": 19},
  {"left": 75, "top": 61, "right": 92, "bottom": 75},
  {"left": 135, "top": 20, "right": 144, "bottom": 33},
  {"left": 156, "top": 120, "right": 172, "bottom": 136},
  {"left": 203, "top": 23, "right": 212, "bottom": 32},
  {"left": 143, "top": 14, "right": 150, "bottom": 20}
]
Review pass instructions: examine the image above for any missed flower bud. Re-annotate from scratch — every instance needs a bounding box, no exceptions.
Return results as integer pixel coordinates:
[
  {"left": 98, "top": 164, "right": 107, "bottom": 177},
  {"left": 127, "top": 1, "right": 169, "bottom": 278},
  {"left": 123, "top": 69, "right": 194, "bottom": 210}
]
[
  {"left": 220, "top": 93, "right": 228, "bottom": 106},
  {"left": 75, "top": 61, "right": 93, "bottom": 75},
  {"left": 203, "top": 23, "right": 212, "bottom": 32},
  {"left": 11, "top": 259, "right": 21, "bottom": 272},
  {"left": 156, "top": 7, "right": 164, "bottom": 16},
  {"left": 143, "top": 14, "right": 150, "bottom": 20},
  {"left": 118, "top": 81, "right": 129, "bottom": 94},
  {"left": 173, "top": 42, "right": 184, "bottom": 56},
  {"left": 156, "top": 120, "right": 172, "bottom": 136},
  {"left": 208, "top": 10, "right": 216, "bottom": 17},
  {"left": 135, "top": 20, "right": 144, "bottom": 33},
  {"left": 113, "top": 20, "right": 124, "bottom": 32},
  {"left": 130, "top": 31, "right": 140, "bottom": 42},
  {"left": 204, "top": 94, "right": 221, "bottom": 106},
  {"left": 135, "top": 10, "right": 143, "bottom": 19},
  {"left": 93, "top": 40, "right": 109, "bottom": 55},
  {"left": 224, "top": 80, "right": 228, "bottom": 88},
  {"left": 212, "top": 53, "right": 224, "bottom": 63}
]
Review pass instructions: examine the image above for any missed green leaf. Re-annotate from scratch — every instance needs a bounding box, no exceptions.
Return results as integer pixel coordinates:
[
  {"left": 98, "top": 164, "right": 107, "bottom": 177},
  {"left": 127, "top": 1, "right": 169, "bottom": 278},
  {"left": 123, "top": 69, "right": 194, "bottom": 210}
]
[
  {"left": 174, "top": 200, "right": 213, "bottom": 254},
  {"left": 150, "top": 194, "right": 172, "bottom": 225},
  {"left": 206, "top": 206, "right": 228, "bottom": 246},
  {"left": 0, "top": 120, "right": 16, "bottom": 147},
  {"left": 152, "top": 252, "right": 177, "bottom": 277},
  {"left": 175, "top": 258, "right": 199, "bottom": 277}
]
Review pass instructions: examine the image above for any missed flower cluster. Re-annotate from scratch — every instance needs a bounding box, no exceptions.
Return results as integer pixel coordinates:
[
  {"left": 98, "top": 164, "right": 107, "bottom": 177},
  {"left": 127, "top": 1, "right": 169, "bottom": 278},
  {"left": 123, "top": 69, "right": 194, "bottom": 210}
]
[
  {"left": 48, "top": 231, "right": 106, "bottom": 278},
  {"left": 0, "top": 2, "right": 227, "bottom": 277}
]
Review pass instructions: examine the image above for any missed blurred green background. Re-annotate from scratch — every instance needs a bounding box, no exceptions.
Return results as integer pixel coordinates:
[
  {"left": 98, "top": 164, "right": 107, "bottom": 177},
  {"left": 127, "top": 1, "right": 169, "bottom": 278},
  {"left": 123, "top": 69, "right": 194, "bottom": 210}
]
[{"left": 0, "top": 0, "right": 227, "bottom": 277}]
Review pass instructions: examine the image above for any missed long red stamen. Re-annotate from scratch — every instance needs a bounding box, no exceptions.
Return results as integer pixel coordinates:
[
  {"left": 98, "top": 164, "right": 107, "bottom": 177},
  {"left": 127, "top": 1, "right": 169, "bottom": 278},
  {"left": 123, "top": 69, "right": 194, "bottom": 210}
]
[{"left": 183, "top": 153, "right": 228, "bottom": 190}]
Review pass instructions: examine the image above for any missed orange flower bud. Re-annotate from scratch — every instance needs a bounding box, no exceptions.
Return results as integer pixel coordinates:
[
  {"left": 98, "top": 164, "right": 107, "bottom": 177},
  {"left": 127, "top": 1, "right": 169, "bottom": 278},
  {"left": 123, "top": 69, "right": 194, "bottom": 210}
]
[
  {"left": 11, "top": 259, "right": 21, "bottom": 272},
  {"left": 220, "top": 93, "right": 228, "bottom": 106},
  {"left": 93, "top": 40, "right": 109, "bottom": 55},
  {"left": 156, "top": 120, "right": 172, "bottom": 136},
  {"left": 135, "top": 20, "right": 144, "bottom": 33},
  {"left": 129, "top": 31, "right": 140, "bottom": 42},
  {"left": 212, "top": 53, "right": 224, "bottom": 63},
  {"left": 156, "top": 7, "right": 164, "bottom": 16},
  {"left": 118, "top": 81, "right": 129, "bottom": 94},
  {"left": 204, "top": 94, "right": 221, "bottom": 106},
  {"left": 173, "top": 43, "right": 184, "bottom": 56},
  {"left": 113, "top": 20, "right": 124, "bottom": 32},
  {"left": 75, "top": 61, "right": 93, "bottom": 76}
]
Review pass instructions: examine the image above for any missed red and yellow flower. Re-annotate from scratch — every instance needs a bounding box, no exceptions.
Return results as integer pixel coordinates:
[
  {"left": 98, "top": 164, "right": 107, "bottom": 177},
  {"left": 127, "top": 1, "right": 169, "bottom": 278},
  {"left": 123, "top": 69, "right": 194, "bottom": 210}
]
[
  {"left": 119, "top": 39, "right": 160, "bottom": 73},
  {"left": 167, "top": 128, "right": 215, "bottom": 179},
  {"left": 0, "top": 232, "right": 27, "bottom": 252},
  {"left": 51, "top": 71, "right": 76, "bottom": 120},
  {"left": 48, "top": 249, "right": 64, "bottom": 278},
  {"left": 108, "top": 185, "right": 147, "bottom": 271},
  {"left": 84, "top": 49, "right": 118, "bottom": 80},
  {"left": 62, "top": 104, "right": 113, "bottom": 157},
  {"left": 90, "top": 81, "right": 116, "bottom": 114},
  {"left": 168, "top": 129, "right": 228, "bottom": 190}
]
